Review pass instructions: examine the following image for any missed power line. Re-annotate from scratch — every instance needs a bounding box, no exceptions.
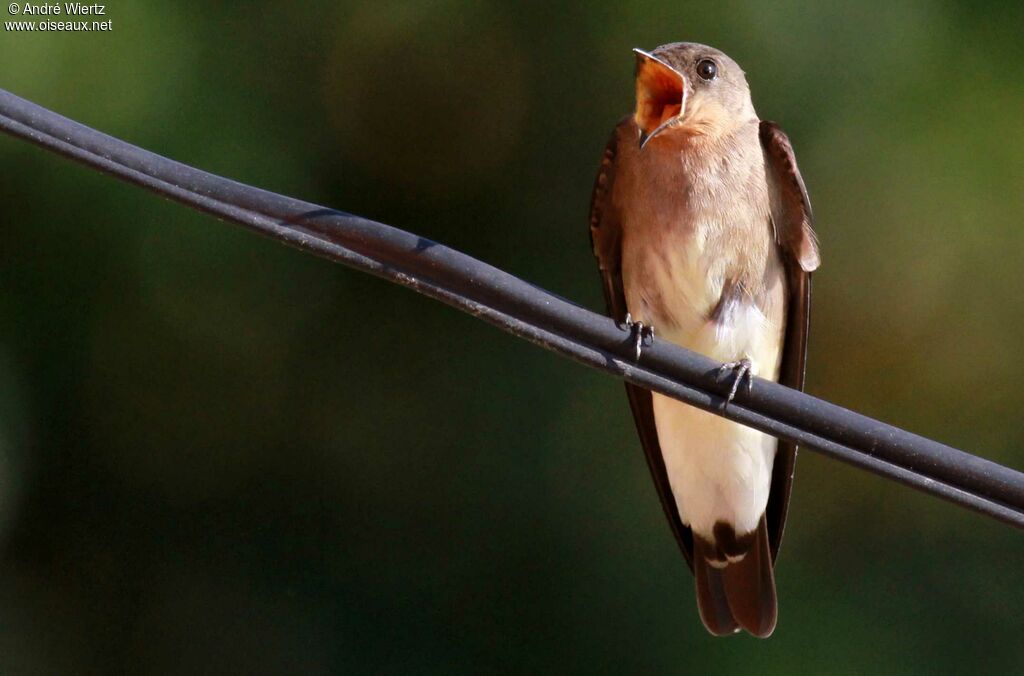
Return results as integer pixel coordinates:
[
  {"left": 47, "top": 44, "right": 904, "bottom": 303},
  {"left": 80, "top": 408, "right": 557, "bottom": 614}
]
[{"left": 2, "top": 87, "right": 1023, "bottom": 529}]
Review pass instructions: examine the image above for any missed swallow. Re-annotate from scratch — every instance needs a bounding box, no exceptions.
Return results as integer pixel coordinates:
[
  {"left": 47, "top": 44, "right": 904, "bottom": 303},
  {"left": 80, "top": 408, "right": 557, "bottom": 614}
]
[{"left": 589, "top": 42, "right": 820, "bottom": 637}]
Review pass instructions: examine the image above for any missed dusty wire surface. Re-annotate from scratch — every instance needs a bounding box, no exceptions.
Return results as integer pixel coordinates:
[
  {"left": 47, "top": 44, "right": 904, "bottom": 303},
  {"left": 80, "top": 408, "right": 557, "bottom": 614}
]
[{"left": 2, "top": 87, "right": 1023, "bottom": 528}]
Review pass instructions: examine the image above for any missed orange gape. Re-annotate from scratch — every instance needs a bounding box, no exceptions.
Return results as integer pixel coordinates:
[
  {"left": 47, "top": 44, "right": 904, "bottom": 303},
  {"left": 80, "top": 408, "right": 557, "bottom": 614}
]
[{"left": 634, "top": 52, "right": 686, "bottom": 137}]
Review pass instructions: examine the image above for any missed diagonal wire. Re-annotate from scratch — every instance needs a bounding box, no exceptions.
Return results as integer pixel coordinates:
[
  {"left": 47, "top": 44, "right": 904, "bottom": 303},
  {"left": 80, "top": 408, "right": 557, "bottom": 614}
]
[{"left": 2, "top": 87, "right": 1023, "bottom": 529}]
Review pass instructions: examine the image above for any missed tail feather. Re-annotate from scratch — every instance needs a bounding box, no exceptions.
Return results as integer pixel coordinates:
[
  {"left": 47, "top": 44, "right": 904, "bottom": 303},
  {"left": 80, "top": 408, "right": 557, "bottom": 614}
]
[
  {"left": 693, "top": 540, "right": 739, "bottom": 636},
  {"left": 694, "top": 516, "right": 777, "bottom": 638}
]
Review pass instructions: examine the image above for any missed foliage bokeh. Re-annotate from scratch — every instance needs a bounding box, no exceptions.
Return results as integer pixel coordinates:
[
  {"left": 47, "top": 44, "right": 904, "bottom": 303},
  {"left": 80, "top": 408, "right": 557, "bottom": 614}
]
[{"left": 1, "top": 1, "right": 1023, "bottom": 673}]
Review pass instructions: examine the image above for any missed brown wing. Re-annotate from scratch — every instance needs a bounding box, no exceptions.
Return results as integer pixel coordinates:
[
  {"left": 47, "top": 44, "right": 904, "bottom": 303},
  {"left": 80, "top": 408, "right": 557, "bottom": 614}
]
[
  {"left": 759, "top": 121, "right": 821, "bottom": 561},
  {"left": 589, "top": 118, "right": 695, "bottom": 570}
]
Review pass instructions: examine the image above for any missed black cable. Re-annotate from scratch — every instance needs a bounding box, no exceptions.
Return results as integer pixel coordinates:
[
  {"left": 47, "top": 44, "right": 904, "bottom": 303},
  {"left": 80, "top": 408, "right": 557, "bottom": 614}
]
[{"left": 2, "top": 87, "right": 1023, "bottom": 529}]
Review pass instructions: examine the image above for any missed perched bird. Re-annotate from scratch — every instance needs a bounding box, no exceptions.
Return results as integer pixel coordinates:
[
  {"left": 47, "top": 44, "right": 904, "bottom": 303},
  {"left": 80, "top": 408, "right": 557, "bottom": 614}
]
[{"left": 589, "top": 42, "right": 820, "bottom": 637}]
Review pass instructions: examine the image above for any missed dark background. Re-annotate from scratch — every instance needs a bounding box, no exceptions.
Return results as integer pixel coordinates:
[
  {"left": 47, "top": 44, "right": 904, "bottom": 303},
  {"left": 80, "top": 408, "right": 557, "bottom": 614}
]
[{"left": 2, "top": 1, "right": 1023, "bottom": 673}]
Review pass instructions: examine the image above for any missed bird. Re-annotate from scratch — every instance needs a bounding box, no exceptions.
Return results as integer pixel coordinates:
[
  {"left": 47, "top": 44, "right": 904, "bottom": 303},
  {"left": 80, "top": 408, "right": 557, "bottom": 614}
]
[{"left": 588, "top": 42, "right": 820, "bottom": 638}]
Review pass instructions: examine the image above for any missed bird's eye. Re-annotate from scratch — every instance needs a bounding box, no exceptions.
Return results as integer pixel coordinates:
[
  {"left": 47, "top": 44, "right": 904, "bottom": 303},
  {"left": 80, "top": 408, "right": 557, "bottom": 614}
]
[{"left": 696, "top": 59, "right": 718, "bottom": 81}]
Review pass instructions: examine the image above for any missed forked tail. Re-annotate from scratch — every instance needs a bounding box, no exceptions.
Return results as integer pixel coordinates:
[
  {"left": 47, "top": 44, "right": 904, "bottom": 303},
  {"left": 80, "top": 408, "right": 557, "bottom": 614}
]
[{"left": 693, "top": 516, "right": 777, "bottom": 637}]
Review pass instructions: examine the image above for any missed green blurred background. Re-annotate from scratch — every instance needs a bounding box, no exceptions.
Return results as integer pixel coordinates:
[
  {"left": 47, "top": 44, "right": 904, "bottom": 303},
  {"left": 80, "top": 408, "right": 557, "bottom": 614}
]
[{"left": 2, "top": 1, "right": 1023, "bottom": 673}]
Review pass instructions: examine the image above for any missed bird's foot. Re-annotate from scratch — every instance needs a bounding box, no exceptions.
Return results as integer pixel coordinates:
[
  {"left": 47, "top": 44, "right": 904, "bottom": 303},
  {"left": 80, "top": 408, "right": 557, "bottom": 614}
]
[
  {"left": 718, "top": 358, "right": 753, "bottom": 408},
  {"left": 623, "top": 313, "right": 655, "bottom": 360}
]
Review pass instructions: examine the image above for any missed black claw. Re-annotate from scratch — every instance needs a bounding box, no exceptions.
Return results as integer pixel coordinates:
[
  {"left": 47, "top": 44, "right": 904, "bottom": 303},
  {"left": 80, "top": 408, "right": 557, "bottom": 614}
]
[
  {"left": 718, "top": 358, "right": 753, "bottom": 408},
  {"left": 623, "top": 313, "right": 655, "bottom": 361}
]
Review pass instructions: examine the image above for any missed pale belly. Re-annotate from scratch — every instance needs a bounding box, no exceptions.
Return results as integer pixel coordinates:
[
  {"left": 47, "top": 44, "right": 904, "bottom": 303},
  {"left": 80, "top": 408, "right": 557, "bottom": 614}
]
[{"left": 623, "top": 238, "right": 785, "bottom": 539}]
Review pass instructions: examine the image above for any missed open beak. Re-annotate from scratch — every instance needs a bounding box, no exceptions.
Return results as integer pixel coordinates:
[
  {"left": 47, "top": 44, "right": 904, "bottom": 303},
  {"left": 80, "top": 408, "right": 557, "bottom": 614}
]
[{"left": 633, "top": 49, "right": 688, "bottom": 149}]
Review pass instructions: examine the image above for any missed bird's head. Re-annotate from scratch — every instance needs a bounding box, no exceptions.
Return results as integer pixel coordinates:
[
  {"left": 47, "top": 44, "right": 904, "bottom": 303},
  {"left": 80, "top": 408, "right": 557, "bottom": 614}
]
[{"left": 633, "top": 42, "right": 756, "bottom": 149}]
